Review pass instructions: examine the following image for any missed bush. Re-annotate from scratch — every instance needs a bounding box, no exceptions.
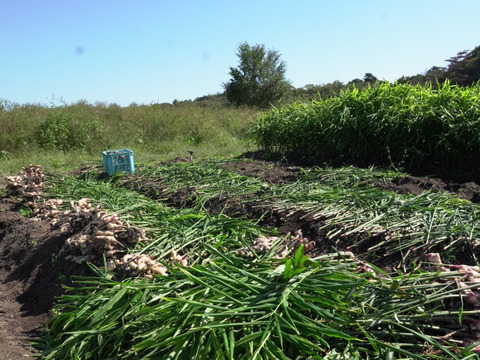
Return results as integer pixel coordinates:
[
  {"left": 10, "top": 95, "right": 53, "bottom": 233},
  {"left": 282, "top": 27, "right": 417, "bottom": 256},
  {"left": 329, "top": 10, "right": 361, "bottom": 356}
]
[{"left": 36, "top": 109, "right": 102, "bottom": 152}]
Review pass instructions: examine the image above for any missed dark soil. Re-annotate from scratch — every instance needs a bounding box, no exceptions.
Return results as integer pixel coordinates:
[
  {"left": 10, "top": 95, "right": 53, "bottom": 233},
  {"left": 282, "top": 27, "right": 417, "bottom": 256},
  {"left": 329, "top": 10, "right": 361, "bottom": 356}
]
[
  {"left": 232, "top": 153, "right": 480, "bottom": 203},
  {"left": 0, "top": 191, "right": 92, "bottom": 359},
  {"left": 219, "top": 161, "right": 301, "bottom": 184},
  {"left": 2, "top": 155, "right": 480, "bottom": 358},
  {"left": 370, "top": 175, "right": 480, "bottom": 203}
]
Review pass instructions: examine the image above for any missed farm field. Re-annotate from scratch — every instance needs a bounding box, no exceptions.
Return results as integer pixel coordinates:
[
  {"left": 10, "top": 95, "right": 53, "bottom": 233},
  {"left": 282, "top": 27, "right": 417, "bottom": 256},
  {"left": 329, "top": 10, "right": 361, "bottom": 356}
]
[
  {"left": 2, "top": 155, "right": 480, "bottom": 359},
  {"left": 1, "top": 82, "right": 480, "bottom": 358}
]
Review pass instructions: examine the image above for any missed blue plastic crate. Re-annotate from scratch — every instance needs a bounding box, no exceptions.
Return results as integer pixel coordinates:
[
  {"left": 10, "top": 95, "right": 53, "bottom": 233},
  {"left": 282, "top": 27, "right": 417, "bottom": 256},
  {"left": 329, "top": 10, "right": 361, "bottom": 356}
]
[{"left": 102, "top": 149, "right": 135, "bottom": 176}]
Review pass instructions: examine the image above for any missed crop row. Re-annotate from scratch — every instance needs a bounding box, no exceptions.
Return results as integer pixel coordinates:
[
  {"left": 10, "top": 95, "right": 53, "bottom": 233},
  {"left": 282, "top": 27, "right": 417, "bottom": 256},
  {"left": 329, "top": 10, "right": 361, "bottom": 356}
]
[
  {"left": 118, "top": 159, "right": 480, "bottom": 270},
  {"left": 4, "top": 64, "right": 480, "bottom": 358},
  {"left": 29, "top": 159, "right": 480, "bottom": 358},
  {"left": 251, "top": 81, "right": 480, "bottom": 172}
]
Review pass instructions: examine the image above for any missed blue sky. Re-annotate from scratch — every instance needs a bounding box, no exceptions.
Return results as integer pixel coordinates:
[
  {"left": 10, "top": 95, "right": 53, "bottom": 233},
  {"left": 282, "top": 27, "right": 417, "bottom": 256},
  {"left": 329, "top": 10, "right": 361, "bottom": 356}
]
[{"left": 2, "top": 0, "right": 479, "bottom": 106}]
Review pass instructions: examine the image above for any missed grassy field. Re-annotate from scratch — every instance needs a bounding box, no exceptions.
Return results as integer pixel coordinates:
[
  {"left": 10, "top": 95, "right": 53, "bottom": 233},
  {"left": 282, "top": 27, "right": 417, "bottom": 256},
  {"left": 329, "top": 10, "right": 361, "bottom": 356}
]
[
  {"left": 0, "top": 99, "right": 259, "bottom": 175},
  {"left": 3, "top": 81, "right": 480, "bottom": 177}
]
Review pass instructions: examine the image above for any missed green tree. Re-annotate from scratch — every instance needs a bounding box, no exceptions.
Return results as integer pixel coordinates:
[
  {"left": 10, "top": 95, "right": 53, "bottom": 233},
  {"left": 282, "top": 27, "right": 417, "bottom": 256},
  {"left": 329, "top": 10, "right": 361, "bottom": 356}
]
[
  {"left": 363, "top": 72, "right": 378, "bottom": 84},
  {"left": 446, "top": 49, "right": 471, "bottom": 85},
  {"left": 446, "top": 46, "right": 480, "bottom": 85},
  {"left": 396, "top": 66, "right": 447, "bottom": 88},
  {"left": 223, "top": 42, "right": 290, "bottom": 108}
]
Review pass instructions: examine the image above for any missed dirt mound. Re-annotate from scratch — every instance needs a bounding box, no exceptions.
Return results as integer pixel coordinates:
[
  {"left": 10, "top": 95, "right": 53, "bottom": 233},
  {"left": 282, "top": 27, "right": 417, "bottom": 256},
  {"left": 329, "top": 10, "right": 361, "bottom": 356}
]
[
  {"left": 0, "top": 195, "right": 91, "bottom": 359},
  {"left": 0, "top": 197, "right": 48, "bottom": 358},
  {"left": 370, "top": 175, "right": 480, "bottom": 203},
  {"left": 219, "top": 161, "right": 300, "bottom": 184},
  {"left": 228, "top": 155, "right": 480, "bottom": 202}
]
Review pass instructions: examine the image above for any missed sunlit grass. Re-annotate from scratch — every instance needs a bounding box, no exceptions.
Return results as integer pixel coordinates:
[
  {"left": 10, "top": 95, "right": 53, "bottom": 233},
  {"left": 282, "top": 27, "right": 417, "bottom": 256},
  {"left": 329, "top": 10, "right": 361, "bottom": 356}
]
[
  {"left": 251, "top": 81, "right": 480, "bottom": 172},
  {"left": 0, "top": 100, "right": 259, "bottom": 176}
]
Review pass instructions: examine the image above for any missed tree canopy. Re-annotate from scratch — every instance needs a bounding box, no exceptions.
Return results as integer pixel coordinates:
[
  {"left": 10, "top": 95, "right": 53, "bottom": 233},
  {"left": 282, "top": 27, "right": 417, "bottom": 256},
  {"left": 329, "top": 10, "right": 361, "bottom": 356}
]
[
  {"left": 397, "top": 45, "right": 480, "bottom": 87},
  {"left": 223, "top": 42, "right": 290, "bottom": 108},
  {"left": 445, "top": 46, "right": 480, "bottom": 85}
]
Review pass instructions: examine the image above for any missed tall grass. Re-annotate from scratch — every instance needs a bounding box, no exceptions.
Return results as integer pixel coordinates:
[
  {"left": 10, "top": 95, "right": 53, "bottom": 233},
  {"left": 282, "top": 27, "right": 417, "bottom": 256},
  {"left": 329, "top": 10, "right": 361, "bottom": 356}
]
[
  {"left": 0, "top": 100, "right": 258, "bottom": 176},
  {"left": 251, "top": 81, "right": 480, "bottom": 172}
]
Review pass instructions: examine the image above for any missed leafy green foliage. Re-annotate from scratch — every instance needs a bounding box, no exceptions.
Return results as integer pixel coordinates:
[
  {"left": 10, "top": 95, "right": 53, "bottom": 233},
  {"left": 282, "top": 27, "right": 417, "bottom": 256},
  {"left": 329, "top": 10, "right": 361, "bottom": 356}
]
[
  {"left": 35, "top": 108, "right": 102, "bottom": 151},
  {"left": 124, "top": 159, "right": 480, "bottom": 268},
  {"left": 45, "top": 170, "right": 267, "bottom": 262},
  {"left": 19, "top": 204, "right": 33, "bottom": 217},
  {"left": 39, "top": 251, "right": 478, "bottom": 359},
  {"left": 0, "top": 100, "right": 259, "bottom": 176},
  {"left": 251, "top": 81, "right": 480, "bottom": 172},
  {"left": 40, "top": 257, "right": 361, "bottom": 359},
  {"left": 397, "top": 46, "right": 480, "bottom": 87},
  {"left": 0, "top": 150, "right": 9, "bottom": 160},
  {"left": 223, "top": 42, "right": 290, "bottom": 108},
  {"left": 36, "top": 110, "right": 70, "bottom": 149},
  {"left": 445, "top": 46, "right": 480, "bottom": 86},
  {"left": 282, "top": 245, "right": 309, "bottom": 280}
]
